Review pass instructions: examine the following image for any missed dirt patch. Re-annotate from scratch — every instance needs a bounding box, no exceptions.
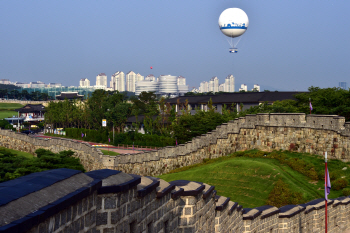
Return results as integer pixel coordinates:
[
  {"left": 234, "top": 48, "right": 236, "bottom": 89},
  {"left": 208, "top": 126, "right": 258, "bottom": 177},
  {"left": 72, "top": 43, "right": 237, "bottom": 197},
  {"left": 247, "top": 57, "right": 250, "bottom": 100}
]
[{"left": 309, "top": 180, "right": 318, "bottom": 185}]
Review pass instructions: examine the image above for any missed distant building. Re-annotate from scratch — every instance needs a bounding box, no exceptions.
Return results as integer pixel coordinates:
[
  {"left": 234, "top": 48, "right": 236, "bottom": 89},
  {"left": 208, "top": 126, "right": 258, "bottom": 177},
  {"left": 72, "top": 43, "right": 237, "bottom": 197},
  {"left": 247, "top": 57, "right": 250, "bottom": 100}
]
[
  {"left": 0, "top": 79, "right": 10, "bottom": 84},
  {"left": 145, "top": 74, "right": 156, "bottom": 82},
  {"left": 30, "top": 81, "right": 45, "bottom": 88},
  {"left": 111, "top": 71, "right": 125, "bottom": 91},
  {"left": 177, "top": 76, "right": 189, "bottom": 95},
  {"left": 219, "top": 83, "right": 225, "bottom": 92},
  {"left": 96, "top": 73, "right": 107, "bottom": 88},
  {"left": 224, "top": 75, "right": 235, "bottom": 92},
  {"left": 126, "top": 71, "right": 137, "bottom": 92},
  {"left": 252, "top": 84, "right": 260, "bottom": 92},
  {"left": 339, "top": 82, "right": 347, "bottom": 90},
  {"left": 79, "top": 78, "right": 90, "bottom": 88},
  {"left": 14, "top": 104, "right": 46, "bottom": 123},
  {"left": 48, "top": 83, "right": 62, "bottom": 88},
  {"left": 199, "top": 81, "right": 209, "bottom": 93},
  {"left": 239, "top": 84, "right": 247, "bottom": 92},
  {"left": 14, "top": 82, "right": 30, "bottom": 88},
  {"left": 55, "top": 92, "right": 84, "bottom": 100}
]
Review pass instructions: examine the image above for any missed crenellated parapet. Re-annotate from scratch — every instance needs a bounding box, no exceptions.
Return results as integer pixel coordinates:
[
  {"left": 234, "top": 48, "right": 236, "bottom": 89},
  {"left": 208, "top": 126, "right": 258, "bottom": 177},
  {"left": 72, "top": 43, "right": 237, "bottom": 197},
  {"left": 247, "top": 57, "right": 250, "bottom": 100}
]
[{"left": 1, "top": 168, "right": 350, "bottom": 233}]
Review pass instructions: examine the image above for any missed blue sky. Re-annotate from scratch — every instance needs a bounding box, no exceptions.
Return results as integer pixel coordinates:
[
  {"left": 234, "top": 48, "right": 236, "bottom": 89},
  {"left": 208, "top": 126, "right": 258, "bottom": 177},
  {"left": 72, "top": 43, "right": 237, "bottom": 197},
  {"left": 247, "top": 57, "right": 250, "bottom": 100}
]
[{"left": 1, "top": 0, "right": 349, "bottom": 91}]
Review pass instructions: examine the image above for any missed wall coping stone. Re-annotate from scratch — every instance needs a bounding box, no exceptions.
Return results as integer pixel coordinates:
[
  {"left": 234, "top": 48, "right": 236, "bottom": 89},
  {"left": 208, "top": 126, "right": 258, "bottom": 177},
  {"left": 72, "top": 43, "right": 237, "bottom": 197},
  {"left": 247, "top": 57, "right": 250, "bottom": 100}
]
[
  {"left": 171, "top": 187, "right": 184, "bottom": 199},
  {"left": 169, "top": 180, "right": 205, "bottom": 196},
  {"left": 215, "top": 196, "right": 230, "bottom": 211},
  {"left": 279, "top": 205, "right": 306, "bottom": 218},
  {"left": 242, "top": 208, "right": 262, "bottom": 220},
  {"left": 147, "top": 177, "right": 175, "bottom": 198},
  {"left": 0, "top": 172, "right": 101, "bottom": 233},
  {"left": 0, "top": 168, "right": 82, "bottom": 207},
  {"left": 137, "top": 177, "right": 160, "bottom": 198}
]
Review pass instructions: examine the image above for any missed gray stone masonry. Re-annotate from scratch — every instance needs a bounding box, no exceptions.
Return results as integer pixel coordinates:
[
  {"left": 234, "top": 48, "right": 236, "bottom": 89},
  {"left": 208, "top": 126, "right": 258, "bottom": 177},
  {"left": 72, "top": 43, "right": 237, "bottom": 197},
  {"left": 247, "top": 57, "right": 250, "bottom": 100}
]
[{"left": 1, "top": 169, "right": 350, "bottom": 232}]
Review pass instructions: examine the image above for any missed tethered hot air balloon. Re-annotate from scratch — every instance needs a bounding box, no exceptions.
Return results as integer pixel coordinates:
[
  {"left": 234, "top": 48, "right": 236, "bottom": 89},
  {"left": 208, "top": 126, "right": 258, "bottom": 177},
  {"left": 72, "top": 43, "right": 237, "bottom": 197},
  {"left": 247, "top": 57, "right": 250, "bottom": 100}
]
[{"left": 218, "top": 8, "right": 249, "bottom": 53}]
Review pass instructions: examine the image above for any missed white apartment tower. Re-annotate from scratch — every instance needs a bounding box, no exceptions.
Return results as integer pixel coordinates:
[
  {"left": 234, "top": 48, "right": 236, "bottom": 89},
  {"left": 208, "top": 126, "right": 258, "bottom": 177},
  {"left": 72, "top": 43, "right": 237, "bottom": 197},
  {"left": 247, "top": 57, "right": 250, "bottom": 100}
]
[
  {"left": 239, "top": 84, "right": 248, "bottom": 92},
  {"left": 177, "top": 76, "right": 189, "bottom": 95},
  {"left": 110, "top": 71, "right": 125, "bottom": 92},
  {"left": 252, "top": 84, "right": 260, "bottom": 92},
  {"left": 126, "top": 71, "right": 136, "bottom": 92},
  {"left": 209, "top": 77, "right": 219, "bottom": 93},
  {"left": 79, "top": 78, "right": 90, "bottom": 88},
  {"left": 199, "top": 81, "right": 209, "bottom": 93},
  {"left": 224, "top": 75, "right": 235, "bottom": 92},
  {"left": 96, "top": 73, "right": 107, "bottom": 87}
]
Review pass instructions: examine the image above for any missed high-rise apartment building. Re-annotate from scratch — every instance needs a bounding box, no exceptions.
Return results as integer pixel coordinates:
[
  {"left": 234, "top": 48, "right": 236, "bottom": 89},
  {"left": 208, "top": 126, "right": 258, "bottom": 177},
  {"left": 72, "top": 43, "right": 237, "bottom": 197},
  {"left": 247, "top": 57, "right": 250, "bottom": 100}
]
[
  {"left": 209, "top": 77, "right": 219, "bottom": 93},
  {"left": 219, "top": 84, "right": 225, "bottom": 92},
  {"left": 199, "top": 81, "right": 209, "bottom": 93},
  {"left": 177, "top": 76, "right": 189, "bottom": 95},
  {"left": 224, "top": 75, "right": 235, "bottom": 92},
  {"left": 126, "top": 71, "right": 136, "bottom": 92},
  {"left": 339, "top": 82, "right": 347, "bottom": 90},
  {"left": 110, "top": 71, "right": 125, "bottom": 91},
  {"left": 252, "top": 84, "right": 260, "bottom": 92},
  {"left": 79, "top": 79, "right": 90, "bottom": 87},
  {"left": 96, "top": 73, "right": 107, "bottom": 88},
  {"left": 239, "top": 84, "right": 247, "bottom": 92}
]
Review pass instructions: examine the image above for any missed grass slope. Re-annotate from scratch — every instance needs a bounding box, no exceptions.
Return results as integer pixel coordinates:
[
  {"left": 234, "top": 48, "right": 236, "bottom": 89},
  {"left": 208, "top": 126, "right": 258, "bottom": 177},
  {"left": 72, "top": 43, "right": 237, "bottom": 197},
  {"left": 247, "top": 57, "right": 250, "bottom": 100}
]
[
  {"left": 100, "top": 149, "right": 120, "bottom": 156},
  {"left": 0, "top": 103, "right": 24, "bottom": 110},
  {"left": 0, "top": 147, "right": 34, "bottom": 158},
  {"left": 158, "top": 151, "right": 350, "bottom": 208},
  {"left": 0, "top": 110, "right": 19, "bottom": 119}
]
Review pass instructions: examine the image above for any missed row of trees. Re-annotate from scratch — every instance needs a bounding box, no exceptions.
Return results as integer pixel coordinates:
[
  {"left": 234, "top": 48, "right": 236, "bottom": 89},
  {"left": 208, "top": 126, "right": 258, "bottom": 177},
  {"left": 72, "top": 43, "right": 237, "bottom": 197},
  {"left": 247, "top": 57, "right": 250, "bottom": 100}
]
[
  {"left": 0, "top": 89, "right": 50, "bottom": 101},
  {"left": 44, "top": 87, "right": 350, "bottom": 145}
]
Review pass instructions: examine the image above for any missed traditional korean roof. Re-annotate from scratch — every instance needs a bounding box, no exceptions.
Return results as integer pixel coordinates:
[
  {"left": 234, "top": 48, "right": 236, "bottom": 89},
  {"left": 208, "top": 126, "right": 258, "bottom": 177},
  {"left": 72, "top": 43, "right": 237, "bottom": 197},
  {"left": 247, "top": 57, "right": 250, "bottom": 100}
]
[{"left": 14, "top": 104, "right": 46, "bottom": 113}]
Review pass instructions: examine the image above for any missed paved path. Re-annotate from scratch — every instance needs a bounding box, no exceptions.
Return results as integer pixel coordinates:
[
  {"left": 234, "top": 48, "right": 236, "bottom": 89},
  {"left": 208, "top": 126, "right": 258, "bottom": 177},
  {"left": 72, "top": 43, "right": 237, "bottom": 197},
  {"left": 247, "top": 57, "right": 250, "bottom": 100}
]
[{"left": 34, "top": 135, "right": 153, "bottom": 154}]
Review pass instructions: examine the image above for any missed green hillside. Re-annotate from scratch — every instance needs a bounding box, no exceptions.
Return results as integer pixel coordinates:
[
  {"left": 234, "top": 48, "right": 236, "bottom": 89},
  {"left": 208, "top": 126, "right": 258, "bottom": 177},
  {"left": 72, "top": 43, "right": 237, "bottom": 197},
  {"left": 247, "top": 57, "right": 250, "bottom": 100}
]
[
  {"left": 158, "top": 150, "right": 350, "bottom": 208},
  {"left": 0, "top": 103, "right": 24, "bottom": 110}
]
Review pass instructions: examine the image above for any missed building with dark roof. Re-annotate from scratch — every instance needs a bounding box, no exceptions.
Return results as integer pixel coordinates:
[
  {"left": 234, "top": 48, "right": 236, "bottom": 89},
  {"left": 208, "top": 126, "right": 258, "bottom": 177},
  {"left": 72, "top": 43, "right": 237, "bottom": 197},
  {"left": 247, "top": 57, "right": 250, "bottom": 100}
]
[
  {"left": 13, "top": 104, "right": 46, "bottom": 123},
  {"left": 55, "top": 92, "right": 84, "bottom": 100},
  {"left": 166, "top": 91, "right": 305, "bottom": 114}
]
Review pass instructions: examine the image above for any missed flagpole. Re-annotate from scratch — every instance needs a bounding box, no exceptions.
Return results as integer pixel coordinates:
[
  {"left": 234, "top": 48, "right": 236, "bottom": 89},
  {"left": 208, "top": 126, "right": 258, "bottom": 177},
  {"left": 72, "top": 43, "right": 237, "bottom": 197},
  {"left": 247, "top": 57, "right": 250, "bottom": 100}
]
[{"left": 325, "top": 151, "right": 328, "bottom": 233}]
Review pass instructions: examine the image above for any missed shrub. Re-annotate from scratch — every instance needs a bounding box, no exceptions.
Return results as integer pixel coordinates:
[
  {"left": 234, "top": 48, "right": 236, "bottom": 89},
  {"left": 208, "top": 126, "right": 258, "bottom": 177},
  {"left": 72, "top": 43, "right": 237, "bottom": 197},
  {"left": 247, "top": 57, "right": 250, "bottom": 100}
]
[
  {"left": 332, "top": 178, "right": 348, "bottom": 191},
  {"left": 266, "top": 179, "right": 303, "bottom": 207},
  {"left": 342, "top": 188, "right": 350, "bottom": 196}
]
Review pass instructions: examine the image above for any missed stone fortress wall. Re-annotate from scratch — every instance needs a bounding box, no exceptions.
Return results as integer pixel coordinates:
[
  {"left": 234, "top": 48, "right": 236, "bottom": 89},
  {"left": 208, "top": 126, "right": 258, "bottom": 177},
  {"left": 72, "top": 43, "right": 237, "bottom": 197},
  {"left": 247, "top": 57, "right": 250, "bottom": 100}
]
[
  {"left": 1, "top": 113, "right": 350, "bottom": 176},
  {"left": 2, "top": 113, "right": 350, "bottom": 232},
  {"left": 1, "top": 168, "right": 350, "bottom": 233}
]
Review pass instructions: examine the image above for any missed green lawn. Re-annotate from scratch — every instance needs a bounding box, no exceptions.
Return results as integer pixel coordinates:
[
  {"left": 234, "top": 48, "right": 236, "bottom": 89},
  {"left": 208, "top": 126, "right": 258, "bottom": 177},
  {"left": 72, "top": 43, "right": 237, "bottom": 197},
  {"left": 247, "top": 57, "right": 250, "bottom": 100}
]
[
  {"left": 0, "top": 110, "right": 19, "bottom": 119},
  {"left": 100, "top": 149, "right": 120, "bottom": 156},
  {"left": 158, "top": 151, "right": 350, "bottom": 208},
  {"left": 0, "top": 147, "right": 34, "bottom": 158},
  {"left": 0, "top": 103, "right": 24, "bottom": 110}
]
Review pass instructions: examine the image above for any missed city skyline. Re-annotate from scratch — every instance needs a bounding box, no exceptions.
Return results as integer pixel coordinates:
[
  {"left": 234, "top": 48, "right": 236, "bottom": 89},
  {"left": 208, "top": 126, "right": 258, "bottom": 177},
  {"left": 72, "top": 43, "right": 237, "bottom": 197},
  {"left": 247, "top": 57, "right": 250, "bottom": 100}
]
[{"left": 1, "top": 1, "right": 349, "bottom": 92}]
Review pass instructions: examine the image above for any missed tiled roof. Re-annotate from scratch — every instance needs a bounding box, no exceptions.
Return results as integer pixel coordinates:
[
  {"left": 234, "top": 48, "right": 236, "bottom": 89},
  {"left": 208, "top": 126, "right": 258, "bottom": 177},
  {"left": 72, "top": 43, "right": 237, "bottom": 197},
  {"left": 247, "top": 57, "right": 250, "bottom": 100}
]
[
  {"left": 166, "top": 92, "right": 305, "bottom": 104},
  {"left": 15, "top": 104, "right": 46, "bottom": 113}
]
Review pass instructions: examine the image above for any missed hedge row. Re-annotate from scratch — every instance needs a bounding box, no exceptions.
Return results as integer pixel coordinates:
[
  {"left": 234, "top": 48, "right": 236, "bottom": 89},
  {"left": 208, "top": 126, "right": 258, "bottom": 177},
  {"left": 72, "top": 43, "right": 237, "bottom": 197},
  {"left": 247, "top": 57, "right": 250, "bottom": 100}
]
[{"left": 65, "top": 128, "right": 175, "bottom": 148}]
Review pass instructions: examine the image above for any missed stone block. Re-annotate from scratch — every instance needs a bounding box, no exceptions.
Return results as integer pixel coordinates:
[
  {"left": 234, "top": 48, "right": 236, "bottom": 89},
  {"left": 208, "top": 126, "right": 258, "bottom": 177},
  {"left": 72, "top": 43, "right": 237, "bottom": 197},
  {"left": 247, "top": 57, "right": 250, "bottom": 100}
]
[{"left": 96, "top": 212, "right": 108, "bottom": 226}]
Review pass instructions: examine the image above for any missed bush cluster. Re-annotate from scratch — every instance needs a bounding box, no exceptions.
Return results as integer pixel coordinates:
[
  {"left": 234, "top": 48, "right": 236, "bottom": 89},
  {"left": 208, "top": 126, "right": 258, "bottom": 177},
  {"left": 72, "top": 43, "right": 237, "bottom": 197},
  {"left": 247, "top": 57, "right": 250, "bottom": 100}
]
[
  {"left": 332, "top": 178, "right": 348, "bottom": 191},
  {"left": 0, "top": 148, "right": 85, "bottom": 183},
  {"left": 65, "top": 128, "right": 175, "bottom": 148},
  {"left": 266, "top": 179, "right": 304, "bottom": 208}
]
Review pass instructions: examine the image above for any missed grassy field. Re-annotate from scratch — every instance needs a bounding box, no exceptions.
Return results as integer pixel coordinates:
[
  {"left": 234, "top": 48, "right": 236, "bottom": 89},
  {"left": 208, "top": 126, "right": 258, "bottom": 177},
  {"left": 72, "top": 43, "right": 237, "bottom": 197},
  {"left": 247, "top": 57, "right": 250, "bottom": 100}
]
[
  {"left": 158, "top": 150, "right": 350, "bottom": 208},
  {"left": 0, "top": 103, "right": 24, "bottom": 110},
  {"left": 0, "top": 147, "right": 34, "bottom": 158},
  {"left": 0, "top": 110, "right": 19, "bottom": 119},
  {"left": 100, "top": 149, "right": 120, "bottom": 156}
]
